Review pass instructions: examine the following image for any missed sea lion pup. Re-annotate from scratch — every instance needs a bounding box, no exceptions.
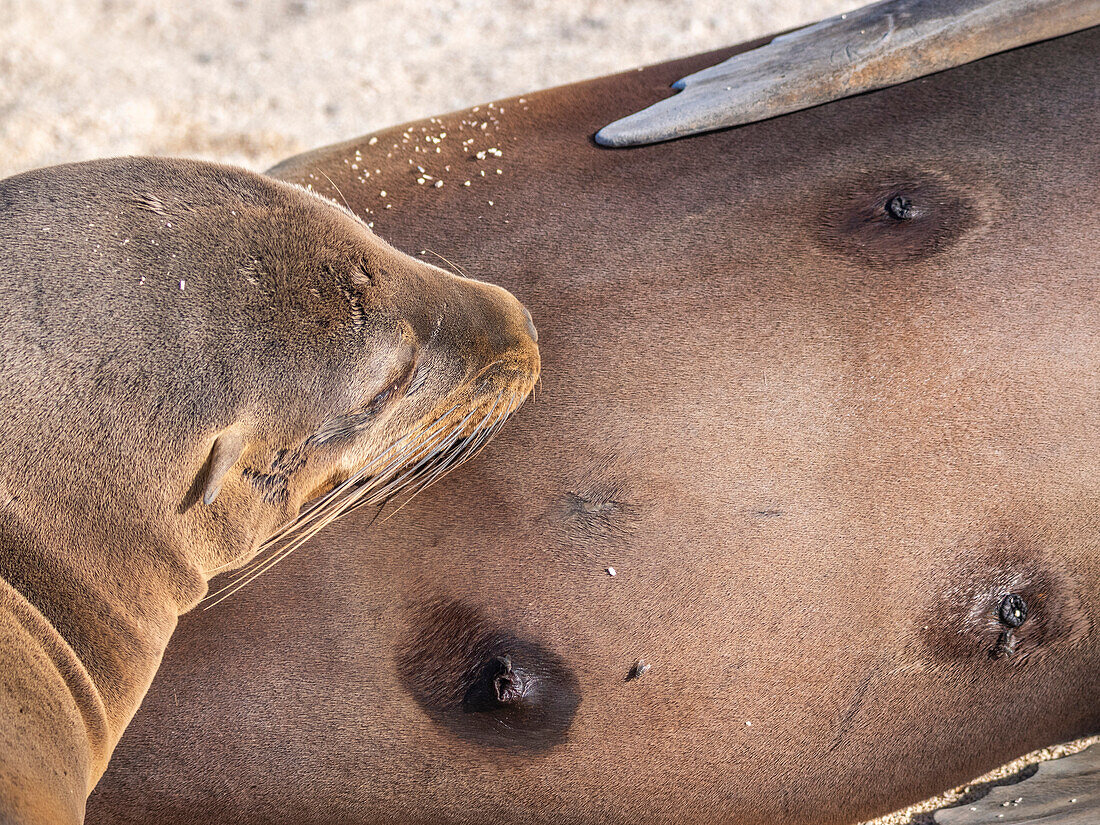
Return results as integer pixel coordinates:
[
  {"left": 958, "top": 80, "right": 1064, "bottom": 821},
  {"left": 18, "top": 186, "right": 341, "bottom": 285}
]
[
  {"left": 0, "top": 157, "right": 539, "bottom": 825},
  {"left": 88, "top": 23, "right": 1099, "bottom": 825}
]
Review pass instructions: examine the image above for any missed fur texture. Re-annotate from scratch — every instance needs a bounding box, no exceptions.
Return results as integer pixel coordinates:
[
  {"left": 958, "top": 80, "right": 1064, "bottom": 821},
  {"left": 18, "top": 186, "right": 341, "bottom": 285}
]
[
  {"left": 93, "top": 27, "right": 1100, "bottom": 825},
  {"left": 0, "top": 158, "right": 538, "bottom": 823}
]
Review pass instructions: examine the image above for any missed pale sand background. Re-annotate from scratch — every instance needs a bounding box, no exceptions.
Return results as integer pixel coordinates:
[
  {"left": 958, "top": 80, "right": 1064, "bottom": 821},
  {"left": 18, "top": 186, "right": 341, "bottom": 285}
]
[
  {"left": 0, "top": 0, "right": 864, "bottom": 178},
  {"left": 1, "top": 2, "right": 1094, "bottom": 823}
]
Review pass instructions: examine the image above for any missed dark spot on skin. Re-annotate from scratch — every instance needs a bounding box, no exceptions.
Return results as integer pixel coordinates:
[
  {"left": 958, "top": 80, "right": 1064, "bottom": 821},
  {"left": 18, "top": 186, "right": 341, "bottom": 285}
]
[
  {"left": 397, "top": 599, "right": 580, "bottom": 753},
  {"left": 464, "top": 655, "right": 533, "bottom": 709},
  {"left": 241, "top": 468, "right": 289, "bottom": 505},
  {"left": 754, "top": 508, "right": 784, "bottom": 518},
  {"left": 920, "top": 531, "right": 1089, "bottom": 668},
  {"left": 885, "top": 194, "right": 914, "bottom": 220},
  {"left": 990, "top": 594, "right": 1030, "bottom": 659},
  {"left": 998, "top": 593, "right": 1029, "bottom": 629},
  {"left": 819, "top": 170, "right": 978, "bottom": 264}
]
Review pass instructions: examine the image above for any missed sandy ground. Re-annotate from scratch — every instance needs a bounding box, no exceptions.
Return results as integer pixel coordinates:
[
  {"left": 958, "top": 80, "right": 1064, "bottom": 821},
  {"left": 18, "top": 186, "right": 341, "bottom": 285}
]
[
  {"left": 1, "top": 2, "right": 1093, "bottom": 823},
  {"left": 0, "top": 0, "right": 866, "bottom": 178}
]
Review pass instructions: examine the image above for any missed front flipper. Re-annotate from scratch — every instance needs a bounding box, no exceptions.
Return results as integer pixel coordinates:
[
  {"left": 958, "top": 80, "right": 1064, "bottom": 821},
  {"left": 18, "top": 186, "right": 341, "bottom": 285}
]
[{"left": 596, "top": 0, "right": 1100, "bottom": 146}]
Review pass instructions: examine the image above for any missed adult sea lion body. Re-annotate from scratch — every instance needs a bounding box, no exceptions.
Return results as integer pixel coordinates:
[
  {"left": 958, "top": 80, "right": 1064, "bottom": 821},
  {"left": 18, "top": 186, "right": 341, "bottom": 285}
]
[
  {"left": 90, "top": 24, "right": 1100, "bottom": 825},
  {"left": 0, "top": 157, "right": 539, "bottom": 824}
]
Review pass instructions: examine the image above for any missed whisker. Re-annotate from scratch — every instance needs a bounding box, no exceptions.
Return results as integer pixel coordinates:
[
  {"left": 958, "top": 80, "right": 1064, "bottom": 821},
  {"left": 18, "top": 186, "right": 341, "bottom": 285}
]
[
  {"left": 275, "top": 410, "right": 461, "bottom": 536},
  {"left": 202, "top": 386, "right": 524, "bottom": 608},
  {"left": 346, "top": 405, "right": 479, "bottom": 509},
  {"left": 380, "top": 392, "right": 505, "bottom": 523},
  {"left": 204, "top": 421, "right": 435, "bottom": 600},
  {"left": 209, "top": 427, "right": 423, "bottom": 585},
  {"left": 377, "top": 435, "right": 471, "bottom": 522},
  {"left": 421, "top": 248, "right": 472, "bottom": 280},
  {"left": 260, "top": 400, "right": 462, "bottom": 546},
  {"left": 317, "top": 170, "right": 352, "bottom": 215},
  {"left": 203, "top": 406, "right": 472, "bottom": 607}
]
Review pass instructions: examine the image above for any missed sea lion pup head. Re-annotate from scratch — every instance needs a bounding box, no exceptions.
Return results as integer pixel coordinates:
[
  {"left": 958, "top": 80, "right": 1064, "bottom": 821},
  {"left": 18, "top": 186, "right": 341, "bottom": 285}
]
[
  {"left": 0, "top": 156, "right": 539, "bottom": 584},
  {"left": 0, "top": 156, "right": 537, "bottom": 812}
]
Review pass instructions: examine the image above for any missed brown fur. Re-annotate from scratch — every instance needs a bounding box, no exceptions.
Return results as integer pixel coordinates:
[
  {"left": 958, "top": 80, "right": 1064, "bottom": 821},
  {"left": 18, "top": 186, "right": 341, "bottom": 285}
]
[
  {"left": 0, "top": 158, "right": 538, "bottom": 823},
  {"left": 90, "top": 27, "right": 1100, "bottom": 825}
]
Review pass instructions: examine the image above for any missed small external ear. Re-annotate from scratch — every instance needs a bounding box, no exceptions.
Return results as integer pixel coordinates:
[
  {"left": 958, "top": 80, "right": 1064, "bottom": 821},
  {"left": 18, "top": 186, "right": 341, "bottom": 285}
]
[{"left": 202, "top": 427, "right": 249, "bottom": 506}]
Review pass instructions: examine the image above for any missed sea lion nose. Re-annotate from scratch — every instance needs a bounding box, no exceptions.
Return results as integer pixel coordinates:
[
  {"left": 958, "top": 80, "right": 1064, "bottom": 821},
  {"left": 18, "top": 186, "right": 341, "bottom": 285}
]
[
  {"left": 464, "top": 280, "right": 539, "bottom": 372},
  {"left": 521, "top": 306, "right": 538, "bottom": 344},
  {"left": 427, "top": 266, "right": 540, "bottom": 383}
]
